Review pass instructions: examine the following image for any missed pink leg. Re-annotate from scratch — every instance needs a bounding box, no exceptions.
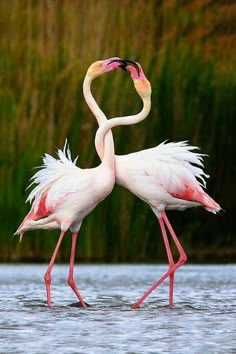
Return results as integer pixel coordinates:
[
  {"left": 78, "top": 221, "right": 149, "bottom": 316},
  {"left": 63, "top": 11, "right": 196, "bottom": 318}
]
[
  {"left": 161, "top": 211, "right": 187, "bottom": 266},
  {"left": 132, "top": 211, "right": 187, "bottom": 309},
  {"left": 158, "top": 217, "right": 174, "bottom": 307},
  {"left": 44, "top": 230, "right": 65, "bottom": 307},
  {"left": 67, "top": 232, "right": 87, "bottom": 309}
]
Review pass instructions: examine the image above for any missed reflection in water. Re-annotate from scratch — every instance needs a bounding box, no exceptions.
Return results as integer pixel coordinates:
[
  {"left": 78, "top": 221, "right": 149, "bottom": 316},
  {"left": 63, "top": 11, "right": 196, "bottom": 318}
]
[{"left": 0, "top": 264, "right": 235, "bottom": 353}]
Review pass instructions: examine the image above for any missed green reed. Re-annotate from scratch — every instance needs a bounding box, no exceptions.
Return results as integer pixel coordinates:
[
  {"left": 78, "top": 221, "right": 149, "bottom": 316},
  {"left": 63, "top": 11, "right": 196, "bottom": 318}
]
[{"left": 0, "top": 1, "right": 235, "bottom": 262}]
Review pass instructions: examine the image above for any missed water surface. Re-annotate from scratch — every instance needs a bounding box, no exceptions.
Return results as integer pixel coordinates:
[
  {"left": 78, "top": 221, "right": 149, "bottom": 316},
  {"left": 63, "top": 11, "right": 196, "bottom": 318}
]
[{"left": 0, "top": 264, "right": 235, "bottom": 353}]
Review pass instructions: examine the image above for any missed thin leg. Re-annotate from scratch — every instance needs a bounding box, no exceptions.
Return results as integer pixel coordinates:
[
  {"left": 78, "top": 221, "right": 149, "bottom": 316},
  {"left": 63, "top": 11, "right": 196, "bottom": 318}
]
[
  {"left": 132, "top": 211, "right": 187, "bottom": 309},
  {"left": 44, "top": 230, "right": 65, "bottom": 307},
  {"left": 161, "top": 211, "right": 187, "bottom": 265},
  {"left": 67, "top": 232, "right": 87, "bottom": 309},
  {"left": 158, "top": 217, "right": 174, "bottom": 307}
]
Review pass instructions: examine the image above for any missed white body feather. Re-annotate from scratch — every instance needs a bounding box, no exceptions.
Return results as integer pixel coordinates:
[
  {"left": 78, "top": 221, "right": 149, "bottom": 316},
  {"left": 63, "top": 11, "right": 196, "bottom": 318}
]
[
  {"left": 115, "top": 141, "right": 220, "bottom": 215},
  {"left": 16, "top": 142, "right": 114, "bottom": 234}
]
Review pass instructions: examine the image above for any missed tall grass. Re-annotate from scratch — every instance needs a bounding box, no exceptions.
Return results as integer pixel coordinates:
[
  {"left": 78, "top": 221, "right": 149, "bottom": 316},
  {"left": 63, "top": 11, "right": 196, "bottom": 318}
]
[{"left": 0, "top": 0, "right": 235, "bottom": 262}]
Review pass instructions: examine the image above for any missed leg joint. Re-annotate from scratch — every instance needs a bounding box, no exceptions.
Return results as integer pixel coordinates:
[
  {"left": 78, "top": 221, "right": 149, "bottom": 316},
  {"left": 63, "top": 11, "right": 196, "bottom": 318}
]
[{"left": 44, "top": 272, "right": 51, "bottom": 284}]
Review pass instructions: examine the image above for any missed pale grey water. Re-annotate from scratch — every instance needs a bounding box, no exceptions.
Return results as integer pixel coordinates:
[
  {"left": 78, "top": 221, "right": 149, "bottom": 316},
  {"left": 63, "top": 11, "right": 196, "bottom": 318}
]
[{"left": 0, "top": 264, "right": 235, "bottom": 354}]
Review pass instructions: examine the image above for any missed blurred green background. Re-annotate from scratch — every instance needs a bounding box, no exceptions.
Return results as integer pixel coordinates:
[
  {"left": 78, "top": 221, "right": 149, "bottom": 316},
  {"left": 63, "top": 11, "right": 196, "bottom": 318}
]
[{"left": 0, "top": 0, "right": 235, "bottom": 263}]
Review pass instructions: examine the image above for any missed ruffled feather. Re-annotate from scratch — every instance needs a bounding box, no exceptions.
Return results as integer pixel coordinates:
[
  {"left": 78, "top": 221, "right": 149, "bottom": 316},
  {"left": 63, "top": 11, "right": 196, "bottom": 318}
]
[
  {"left": 126, "top": 140, "right": 209, "bottom": 188},
  {"left": 26, "top": 140, "right": 79, "bottom": 204}
]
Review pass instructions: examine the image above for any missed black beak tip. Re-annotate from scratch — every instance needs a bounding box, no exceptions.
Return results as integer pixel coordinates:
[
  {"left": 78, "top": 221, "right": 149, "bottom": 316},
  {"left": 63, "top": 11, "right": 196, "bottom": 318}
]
[
  {"left": 107, "top": 58, "right": 140, "bottom": 76},
  {"left": 119, "top": 59, "right": 140, "bottom": 76},
  {"left": 119, "top": 63, "right": 128, "bottom": 72}
]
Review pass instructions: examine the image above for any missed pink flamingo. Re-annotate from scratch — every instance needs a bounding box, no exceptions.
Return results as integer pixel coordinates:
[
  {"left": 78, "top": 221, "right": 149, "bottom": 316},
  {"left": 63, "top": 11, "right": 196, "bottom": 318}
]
[
  {"left": 14, "top": 58, "right": 150, "bottom": 307},
  {"left": 83, "top": 59, "right": 221, "bottom": 308}
]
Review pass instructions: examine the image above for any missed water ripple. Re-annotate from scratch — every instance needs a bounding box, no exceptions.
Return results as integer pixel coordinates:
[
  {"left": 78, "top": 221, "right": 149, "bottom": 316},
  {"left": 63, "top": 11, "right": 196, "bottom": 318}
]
[{"left": 0, "top": 264, "right": 235, "bottom": 353}]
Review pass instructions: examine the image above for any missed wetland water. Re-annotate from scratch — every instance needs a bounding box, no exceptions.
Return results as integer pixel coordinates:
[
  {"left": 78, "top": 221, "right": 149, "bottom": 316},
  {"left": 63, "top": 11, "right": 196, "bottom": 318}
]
[{"left": 0, "top": 264, "right": 235, "bottom": 353}]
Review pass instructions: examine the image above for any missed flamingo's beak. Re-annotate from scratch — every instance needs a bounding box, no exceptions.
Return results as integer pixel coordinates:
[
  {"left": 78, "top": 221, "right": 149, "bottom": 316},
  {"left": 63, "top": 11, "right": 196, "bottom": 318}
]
[
  {"left": 118, "top": 59, "right": 141, "bottom": 76},
  {"left": 108, "top": 58, "right": 140, "bottom": 76}
]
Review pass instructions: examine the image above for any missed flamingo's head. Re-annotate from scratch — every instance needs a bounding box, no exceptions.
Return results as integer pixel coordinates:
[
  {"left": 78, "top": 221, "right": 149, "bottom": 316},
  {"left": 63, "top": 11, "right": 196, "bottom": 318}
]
[
  {"left": 120, "top": 60, "right": 152, "bottom": 99},
  {"left": 86, "top": 57, "right": 123, "bottom": 79}
]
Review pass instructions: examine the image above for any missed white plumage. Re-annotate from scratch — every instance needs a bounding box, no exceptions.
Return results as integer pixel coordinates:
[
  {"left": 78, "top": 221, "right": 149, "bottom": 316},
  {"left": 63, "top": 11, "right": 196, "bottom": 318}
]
[
  {"left": 26, "top": 141, "right": 79, "bottom": 204},
  {"left": 14, "top": 58, "right": 135, "bottom": 307},
  {"left": 115, "top": 140, "right": 219, "bottom": 214}
]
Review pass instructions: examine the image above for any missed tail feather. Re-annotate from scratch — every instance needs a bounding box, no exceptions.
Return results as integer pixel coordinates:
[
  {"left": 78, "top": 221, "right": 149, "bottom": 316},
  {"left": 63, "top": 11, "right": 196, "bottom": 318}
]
[
  {"left": 192, "top": 189, "right": 221, "bottom": 214},
  {"left": 201, "top": 193, "right": 221, "bottom": 214},
  {"left": 170, "top": 183, "right": 221, "bottom": 214}
]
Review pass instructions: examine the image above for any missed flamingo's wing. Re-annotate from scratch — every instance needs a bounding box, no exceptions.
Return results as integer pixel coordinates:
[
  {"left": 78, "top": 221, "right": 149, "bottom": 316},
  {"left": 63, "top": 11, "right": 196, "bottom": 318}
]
[
  {"left": 26, "top": 141, "right": 80, "bottom": 204},
  {"left": 124, "top": 141, "right": 209, "bottom": 188},
  {"left": 116, "top": 141, "right": 220, "bottom": 212}
]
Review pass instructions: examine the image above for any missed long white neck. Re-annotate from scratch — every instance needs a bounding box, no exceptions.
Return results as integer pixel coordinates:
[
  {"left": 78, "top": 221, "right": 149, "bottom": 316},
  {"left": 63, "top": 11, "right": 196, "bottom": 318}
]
[
  {"left": 83, "top": 74, "right": 113, "bottom": 162},
  {"left": 95, "top": 96, "right": 151, "bottom": 160}
]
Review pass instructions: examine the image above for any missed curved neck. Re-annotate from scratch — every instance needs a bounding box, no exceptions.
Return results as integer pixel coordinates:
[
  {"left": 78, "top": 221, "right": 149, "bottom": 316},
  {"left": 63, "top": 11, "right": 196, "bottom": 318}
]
[
  {"left": 83, "top": 75, "right": 107, "bottom": 124},
  {"left": 95, "top": 96, "right": 151, "bottom": 159},
  {"left": 83, "top": 75, "right": 114, "bottom": 162}
]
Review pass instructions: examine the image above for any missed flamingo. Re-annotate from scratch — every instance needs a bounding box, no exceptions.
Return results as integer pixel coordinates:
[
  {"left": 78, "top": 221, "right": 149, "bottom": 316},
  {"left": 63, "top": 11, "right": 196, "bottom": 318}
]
[
  {"left": 83, "top": 59, "right": 221, "bottom": 308},
  {"left": 14, "top": 58, "right": 150, "bottom": 308}
]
